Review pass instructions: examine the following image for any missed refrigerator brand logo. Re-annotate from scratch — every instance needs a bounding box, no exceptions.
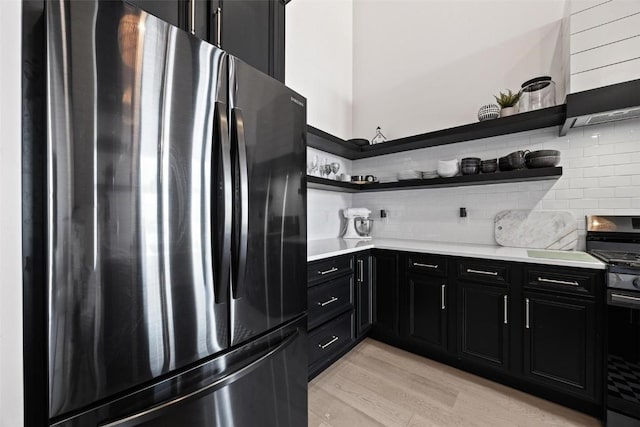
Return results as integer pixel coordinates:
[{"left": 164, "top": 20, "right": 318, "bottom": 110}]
[{"left": 290, "top": 96, "right": 305, "bottom": 107}]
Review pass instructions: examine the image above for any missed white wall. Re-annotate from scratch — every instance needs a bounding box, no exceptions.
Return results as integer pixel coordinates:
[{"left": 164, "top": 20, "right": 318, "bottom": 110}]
[
  {"left": 286, "top": 0, "right": 354, "bottom": 139},
  {"left": 352, "top": 0, "right": 567, "bottom": 140},
  {"left": 0, "top": 1, "right": 24, "bottom": 426},
  {"left": 349, "top": 118, "right": 640, "bottom": 250}
]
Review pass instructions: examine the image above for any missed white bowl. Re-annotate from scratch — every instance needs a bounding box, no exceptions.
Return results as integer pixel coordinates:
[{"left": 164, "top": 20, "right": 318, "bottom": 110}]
[{"left": 437, "top": 159, "right": 459, "bottom": 178}]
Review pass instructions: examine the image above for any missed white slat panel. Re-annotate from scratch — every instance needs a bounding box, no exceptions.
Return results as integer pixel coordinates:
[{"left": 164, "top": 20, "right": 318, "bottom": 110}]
[
  {"left": 570, "top": 0, "right": 612, "bottom": 15},
  {"left": 571, "top": 0, "right": 640, "bottom": 34},
  {"left": 571, "top": 36, "right": 640, "bottom": 73},
  {"left": 571, "top": 13, "right": 640, "bottom": 53},
  {"left": 570, "top": 57, "right": 640, "bottom": 92}
]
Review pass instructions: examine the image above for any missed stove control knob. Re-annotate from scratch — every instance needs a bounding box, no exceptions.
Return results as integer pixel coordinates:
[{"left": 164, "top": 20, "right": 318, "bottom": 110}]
[{"left": 634, "top": 278, "right": 640, "bottom": 289}]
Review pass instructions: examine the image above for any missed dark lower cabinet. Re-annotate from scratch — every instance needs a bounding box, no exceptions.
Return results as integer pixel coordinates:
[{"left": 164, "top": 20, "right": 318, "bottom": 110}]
[
  {"left": 403, "top": 274, "right": 447, "bottom": 352},
  {"left": 523, "top": 291, "right": 597, "bottom": 400},
  {"left": 356, "top": 252, "right": 373, "bottom": 337},
  {"left": 458, "top": 281, "right": 510, "bottom": 372},
  {"left": 372, "top": 250, "right": 400, "bottom": 339}
]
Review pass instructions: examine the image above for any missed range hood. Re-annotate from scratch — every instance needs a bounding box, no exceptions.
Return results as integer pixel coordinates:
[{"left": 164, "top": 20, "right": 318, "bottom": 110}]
[{"left": 560, "top": 78, "right": 640, "bottom": 136}]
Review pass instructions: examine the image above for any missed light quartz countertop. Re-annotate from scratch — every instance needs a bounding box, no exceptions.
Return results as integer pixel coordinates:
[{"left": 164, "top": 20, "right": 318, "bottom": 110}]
[{"left": 307, "top": 238, "right": 606, "bottom": 270}]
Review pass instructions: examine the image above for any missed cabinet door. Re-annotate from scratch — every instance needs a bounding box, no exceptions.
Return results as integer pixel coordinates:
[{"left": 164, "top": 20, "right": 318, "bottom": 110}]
[
  {"left": 219, "top": 0, "right": 271, "bottom": 76},
  {"left": 128, "top": 0, "right": 186, "bottom": 30},
  {"left": 458, "top": 281, "right": 510, "bottom": 372},
  {"left": 372, "top": 251, "right": 399, "bottom": 338},
  {"left": 356, "top": 253, "right": 372, "bottom": 337},
  {"left": 405, "top": 274, "right": 447, "bottom": 352},
  {"left": 523, "top": 292, "right": 596, "bottom": 400}
]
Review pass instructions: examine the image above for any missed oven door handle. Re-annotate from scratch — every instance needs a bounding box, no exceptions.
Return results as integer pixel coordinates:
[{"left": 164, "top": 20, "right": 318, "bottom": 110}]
[{"left": 609, "top": 291, "right": 640, "bottom": 309}]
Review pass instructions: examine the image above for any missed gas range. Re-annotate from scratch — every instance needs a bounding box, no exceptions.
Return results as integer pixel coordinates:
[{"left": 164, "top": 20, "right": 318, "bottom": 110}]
[
  {"left": 587, "top": 215, "right": 640, "bottom": 281},
  {"left": 587, "top": 216, "right": 640, "bottom": 426}
]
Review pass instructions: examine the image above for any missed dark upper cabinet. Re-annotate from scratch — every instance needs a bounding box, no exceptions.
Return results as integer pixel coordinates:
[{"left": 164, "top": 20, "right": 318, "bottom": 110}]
[
  {"left": 523, "top": 291, "right": 597, "bottom": 400},
  {"left": 458, "top": 280, "right": 510, "bottom": 372},
  {"left": 403, "top": 273, "right": 448, "bottom": 353},
  {"left": 356, "top": 252, "right": 373, "bottom": 337},
  {"left": 372, "top": 250, "right": 400, "bottom": 339},
  {"left": 211, "top": 0, "right": 286, "bottom": 82},
  {"left": 127, "top": 0, "right": 187, "bottom": 29},
  {"left": 130, "top": 0, "right": 285, "bottom": 82}
]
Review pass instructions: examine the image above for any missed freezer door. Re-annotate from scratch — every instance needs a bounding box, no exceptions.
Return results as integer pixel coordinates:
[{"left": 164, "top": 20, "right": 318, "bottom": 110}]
[
  {"left": 228, "top": 57, "right": 307, "bottom": 346},
  {"left": 51, "top": 316, "right": 308, "bottom": 427},
  {"left": 47, "top": 0, "right": 230, "bottom": 418}
]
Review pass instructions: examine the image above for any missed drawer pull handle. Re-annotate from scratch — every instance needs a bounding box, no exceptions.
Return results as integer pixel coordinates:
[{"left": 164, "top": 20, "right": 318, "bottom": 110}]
[
  {"left": 525, "top": 298, "right": 530, "bottom": 329},
  {"left": 441, "top": 285, "right": 446, "bottom": 310},
  {"left": 467, "top": 268, "right": 498, "bottom": 276},
  {"left": 318, "top": 296, "right": 338, "bottom": 307},
  {"left": 611, "top": 293, "right": 640, "bottom": 307},
  {"left": 319, "top": 267, "right": 338, "bottom": 275},
  {"left": 319, "top": 335, "right": 339, "bottom": 349},
  {"left": 413, "top": 262, "right": 438, "bottom": 269},
  {"left": 537, "top": 277, "right": 579, "bottom": 286}
]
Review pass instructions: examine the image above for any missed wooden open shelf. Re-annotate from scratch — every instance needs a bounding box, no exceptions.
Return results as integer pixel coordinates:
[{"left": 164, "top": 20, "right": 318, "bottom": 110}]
[
  {"left": 307, "top": 167, "right": 563, "bottom": 193},
  {"left": 307, "top": 105, "right": 566, "bottom": 160}
]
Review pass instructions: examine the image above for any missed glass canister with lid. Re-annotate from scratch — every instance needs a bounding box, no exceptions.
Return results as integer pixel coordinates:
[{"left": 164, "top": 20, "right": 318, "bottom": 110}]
[{"left": 518, "top": 76, "right": 556, "bottom": 112}]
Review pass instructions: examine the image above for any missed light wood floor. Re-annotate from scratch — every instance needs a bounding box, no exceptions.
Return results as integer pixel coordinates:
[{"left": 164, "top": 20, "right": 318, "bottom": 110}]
[{"left": 308, "top": 339, "right": 601, "bottom": 427}]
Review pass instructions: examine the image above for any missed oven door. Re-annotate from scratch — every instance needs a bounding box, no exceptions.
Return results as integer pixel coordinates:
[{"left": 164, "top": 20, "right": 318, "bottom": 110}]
[{"left": 608, "top": 289, "right": 640, "bottom": 425}]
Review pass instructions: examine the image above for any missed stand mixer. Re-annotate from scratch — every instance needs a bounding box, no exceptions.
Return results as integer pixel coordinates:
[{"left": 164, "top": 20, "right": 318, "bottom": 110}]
[{"left": 342, "top": 208, "right": 374, "bottom": 240}]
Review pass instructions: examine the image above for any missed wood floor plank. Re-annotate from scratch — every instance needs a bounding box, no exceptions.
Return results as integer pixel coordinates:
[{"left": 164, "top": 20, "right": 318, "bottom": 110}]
[{"left": 308, "top": 338, "right": 601, "bottom": 427}]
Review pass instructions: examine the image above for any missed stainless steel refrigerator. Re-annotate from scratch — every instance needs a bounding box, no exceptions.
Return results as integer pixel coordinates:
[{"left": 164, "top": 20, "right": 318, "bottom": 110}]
[{"left": 45, "top": 1, "right": 307, "bottom": 425}]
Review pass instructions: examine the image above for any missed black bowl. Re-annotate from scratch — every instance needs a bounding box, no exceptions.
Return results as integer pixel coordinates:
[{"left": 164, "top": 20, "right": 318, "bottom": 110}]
[
  {"left": 526, "top": 150, "right": 560, "bottom": 159},
  {"left": 461, "top": 164, "right": 480, "bottom": 175},
  {"left": 481, "top": 162, "right": 498, "bottom": 173},
  {"left": 526, "top": 156, "right": 560, "bottom": 168}
]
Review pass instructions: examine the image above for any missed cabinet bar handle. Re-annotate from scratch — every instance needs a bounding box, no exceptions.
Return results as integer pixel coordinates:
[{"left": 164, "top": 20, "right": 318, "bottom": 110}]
[
  {"left": 413, "top": 262, "right": 438, "bottom": 269},
  {"left": 503, "top": 295, "right": 508, "bottom": 324},
  {"left": 358, "top": 259, "right": 363, "bottom": 282},
  {"left": 215, "top": 7, "right": 222, "bottom": 47},
  {"left": 189, "top": 0, "right": 196, "bottom": 35},
  {"left": 441, "top": 285, "right": 446, "bottom": 310},
  {"left": 467, "top": 268, "right": 498, "bottom": 276},
  {"left": 319, "top": 335, "right": 338, "bottom": 349},
  {"left": 317, "top": 296, "right": 338, "bottom": 307},
  {"left": 537, "top": 277, "right": 579, "bottom": 286},
  {"left": 319, "top": 267, "right": 338, "bottom": 275},
  {"left": 525, "top": 298, "right": 530, "bottom": 329},
  {"left": 611, "top": 293, "right": 640, "bottom": 307}
]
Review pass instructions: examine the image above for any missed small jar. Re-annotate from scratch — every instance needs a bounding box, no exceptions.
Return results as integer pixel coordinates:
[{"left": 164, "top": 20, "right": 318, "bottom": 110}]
[{"left": 519, "top": 76, "right": 556, "bottom": 112}]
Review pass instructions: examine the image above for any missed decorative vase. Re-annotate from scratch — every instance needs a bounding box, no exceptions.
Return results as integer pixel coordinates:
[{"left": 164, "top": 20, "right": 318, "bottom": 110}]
[
  {"left": 478, "top": 104, "right": 500, "bottom": 122},
  {"left": 500, "top": 106, "right": 517, "bottom": 117}
]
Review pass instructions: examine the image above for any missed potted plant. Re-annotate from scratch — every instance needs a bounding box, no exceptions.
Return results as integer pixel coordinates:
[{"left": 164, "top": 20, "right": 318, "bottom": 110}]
[{"left": 494, "top": 89, "right": 521, "bottom": 117}]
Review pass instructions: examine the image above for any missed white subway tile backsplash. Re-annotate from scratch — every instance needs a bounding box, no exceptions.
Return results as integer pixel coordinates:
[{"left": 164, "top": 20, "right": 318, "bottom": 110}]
[
  {"left": 615, "top": 163, "right": 640, "bottom": 175},
  {"left": 599, "top": 175, "right": 632, "bottom": 187},
  {"left": 583, "top": 166, "right": 615, "bottom": 177},
  {"left": 309, "top": 118, "right": 640, "bottom": 246}
]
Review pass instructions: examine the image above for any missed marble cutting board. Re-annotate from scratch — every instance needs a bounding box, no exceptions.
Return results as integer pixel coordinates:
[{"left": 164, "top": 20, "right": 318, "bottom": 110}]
[{"left": 494, "top": 210, "right": 578, "bottom": 250}]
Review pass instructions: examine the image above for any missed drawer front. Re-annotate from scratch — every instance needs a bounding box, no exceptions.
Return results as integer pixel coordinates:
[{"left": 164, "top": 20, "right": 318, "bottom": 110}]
[
  {"left": 308, "top": 255, "right": 354, "bottom": 285},
  {"left": 407, "top": 253, "right": 448, "bottom": 277},
  {"left": 525, "top": 266, "right": 600, "bottom": 297},
  {"left": 308, "top": 275, "right": 354, "bottom": 330},
  {"left": 308, "top": 311, "right": 354, "bottom": 366},
  {"left": 458, "top": 259, "right": 511, "bottom": 285}
]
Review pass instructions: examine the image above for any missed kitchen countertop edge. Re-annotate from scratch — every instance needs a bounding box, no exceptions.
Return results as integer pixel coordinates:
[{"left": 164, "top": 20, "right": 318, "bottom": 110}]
[{"left": 307, "top": 238, "right": 606, "bottom": 270}]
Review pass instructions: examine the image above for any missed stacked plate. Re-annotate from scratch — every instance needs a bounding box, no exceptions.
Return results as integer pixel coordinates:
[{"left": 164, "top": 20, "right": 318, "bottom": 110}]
[
  {"left": 397, "top": 170, "right": 422, "bottom": 181},
  {"left": 421, "top": 170, "right": 439, "bottom": 179}
]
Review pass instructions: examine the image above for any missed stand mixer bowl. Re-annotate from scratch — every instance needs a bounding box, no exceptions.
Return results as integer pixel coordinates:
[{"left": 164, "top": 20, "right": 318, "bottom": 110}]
[{"left": 354, "top": 217, "right": 374, "bottom": 237}]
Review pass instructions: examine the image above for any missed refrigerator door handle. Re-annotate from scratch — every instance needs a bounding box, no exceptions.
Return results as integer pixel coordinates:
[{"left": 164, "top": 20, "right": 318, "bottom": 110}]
[
  {"left": 99, "top": 328, "right": 300, "bottom": 427},
  {"left": 231, "top": 108, "right": 249, "bottom": 300},
  {"left": 213, "top": 102, "right": 231, "bottom": 303}
]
